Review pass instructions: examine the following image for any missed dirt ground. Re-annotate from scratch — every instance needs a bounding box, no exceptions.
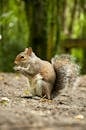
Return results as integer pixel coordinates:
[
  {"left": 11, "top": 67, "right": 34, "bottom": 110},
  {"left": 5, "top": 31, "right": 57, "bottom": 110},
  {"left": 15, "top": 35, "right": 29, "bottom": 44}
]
[{"left": 0, "top": 73, "right": 86, "bottom": 130}]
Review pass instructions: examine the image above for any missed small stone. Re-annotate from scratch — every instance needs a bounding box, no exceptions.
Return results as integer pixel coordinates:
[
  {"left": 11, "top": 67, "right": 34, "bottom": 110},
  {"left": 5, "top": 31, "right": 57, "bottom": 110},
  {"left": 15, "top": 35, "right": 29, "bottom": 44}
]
[{"left": 74, "top": 114, "right": 84, "bottom": 120}]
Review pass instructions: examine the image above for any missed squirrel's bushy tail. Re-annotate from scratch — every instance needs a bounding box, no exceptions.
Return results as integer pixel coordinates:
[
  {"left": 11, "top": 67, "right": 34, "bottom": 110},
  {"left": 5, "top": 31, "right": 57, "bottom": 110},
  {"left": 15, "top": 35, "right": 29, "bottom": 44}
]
[{"left": 51, "top": 54, "right": 80, "bottom": 95}]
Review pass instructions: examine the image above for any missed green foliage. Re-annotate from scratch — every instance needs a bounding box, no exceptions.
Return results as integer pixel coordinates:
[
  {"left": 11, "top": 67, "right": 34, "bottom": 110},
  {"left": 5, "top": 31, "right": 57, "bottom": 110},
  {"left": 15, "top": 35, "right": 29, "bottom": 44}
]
[
  {"left": 0, "top": 41, "right": 25, "bottom": 72},
  {"left": 0, "top": 0, "right": 28, "bottom": 71},
  {"left": 0, "top": 0, "right": 86, "bottom": 72}
]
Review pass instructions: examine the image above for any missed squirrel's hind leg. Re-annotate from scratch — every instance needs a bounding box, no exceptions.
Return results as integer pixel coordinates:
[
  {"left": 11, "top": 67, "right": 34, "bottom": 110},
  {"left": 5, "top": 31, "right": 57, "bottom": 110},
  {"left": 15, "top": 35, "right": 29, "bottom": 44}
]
[{"left": 42, "top": 81, "right": 53, "bottom": 100}]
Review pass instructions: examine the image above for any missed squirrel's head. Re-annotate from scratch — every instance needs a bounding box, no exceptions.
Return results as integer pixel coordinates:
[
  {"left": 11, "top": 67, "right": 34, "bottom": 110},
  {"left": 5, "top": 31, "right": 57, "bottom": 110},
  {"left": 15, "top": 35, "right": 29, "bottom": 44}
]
[{"left": 14, "top": 47, "right": 33, "bottom": 66}]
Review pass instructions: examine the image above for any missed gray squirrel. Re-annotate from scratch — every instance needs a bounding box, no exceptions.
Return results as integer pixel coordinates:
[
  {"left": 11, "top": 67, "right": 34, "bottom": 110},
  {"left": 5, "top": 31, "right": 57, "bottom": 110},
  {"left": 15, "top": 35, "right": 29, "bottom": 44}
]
[{"left": 14, "top": 47, "right": 80, "bottom": 99}]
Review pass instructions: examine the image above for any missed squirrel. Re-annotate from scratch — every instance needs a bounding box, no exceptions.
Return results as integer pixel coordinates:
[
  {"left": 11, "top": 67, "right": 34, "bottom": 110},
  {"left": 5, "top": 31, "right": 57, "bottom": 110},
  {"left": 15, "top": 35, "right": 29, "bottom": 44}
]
[
  {"left": 14, "top": 47, "right": 56, "bottom": 99},
  {"left": 14, "top": 47, "right": 80, "bottom": 99}
]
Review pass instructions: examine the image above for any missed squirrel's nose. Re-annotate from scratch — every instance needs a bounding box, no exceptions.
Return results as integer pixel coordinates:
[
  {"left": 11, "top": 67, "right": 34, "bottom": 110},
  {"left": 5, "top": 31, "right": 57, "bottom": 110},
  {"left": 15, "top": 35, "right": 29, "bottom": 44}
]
[{"left": 14, "top": 60, "right": 18, "bottom": 64}]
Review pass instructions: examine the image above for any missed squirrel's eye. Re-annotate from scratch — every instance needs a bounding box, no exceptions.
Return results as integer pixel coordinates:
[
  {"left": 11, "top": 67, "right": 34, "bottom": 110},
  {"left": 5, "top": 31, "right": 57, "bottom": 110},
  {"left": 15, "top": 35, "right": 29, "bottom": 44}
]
[{"left": 21, "top": 56, "right": 24, "bottom": 59}]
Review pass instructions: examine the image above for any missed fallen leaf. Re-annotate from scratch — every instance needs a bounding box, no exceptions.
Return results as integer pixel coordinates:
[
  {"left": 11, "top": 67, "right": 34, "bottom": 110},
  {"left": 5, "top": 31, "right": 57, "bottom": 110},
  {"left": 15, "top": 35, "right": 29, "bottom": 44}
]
[
  {"left": 0, "top": 97, "right": 9, "bottom": 105},
  {"left": 0, "top": 76, "right": 4, "bottom": 80},
  {"left": 15, "top": 76, "right": 20, "bottom": 79},
  {"left": 24, "top": 89, "right": 30, "bottom": 95}
]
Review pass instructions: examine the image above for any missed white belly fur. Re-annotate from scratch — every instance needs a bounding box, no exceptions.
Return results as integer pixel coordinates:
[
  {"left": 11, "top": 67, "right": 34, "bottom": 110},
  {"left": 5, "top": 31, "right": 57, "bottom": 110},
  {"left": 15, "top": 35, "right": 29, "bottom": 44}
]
[{"left": 29, "top": 74, "right": 43, "bottom": 97}]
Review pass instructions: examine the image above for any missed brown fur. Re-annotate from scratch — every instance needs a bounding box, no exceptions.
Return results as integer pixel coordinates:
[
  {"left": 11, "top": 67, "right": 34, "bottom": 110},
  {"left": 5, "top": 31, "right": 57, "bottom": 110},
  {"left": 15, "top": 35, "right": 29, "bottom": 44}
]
[{"left": 14, "top": 47, "right": 56, "bottom": 99}]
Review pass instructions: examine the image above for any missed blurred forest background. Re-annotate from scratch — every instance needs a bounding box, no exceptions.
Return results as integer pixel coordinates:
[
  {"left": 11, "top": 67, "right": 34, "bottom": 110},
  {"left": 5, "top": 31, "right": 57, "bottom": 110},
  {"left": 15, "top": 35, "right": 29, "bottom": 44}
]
[{"left": 0, "top": 0, "right": 86, "bottom": 73}]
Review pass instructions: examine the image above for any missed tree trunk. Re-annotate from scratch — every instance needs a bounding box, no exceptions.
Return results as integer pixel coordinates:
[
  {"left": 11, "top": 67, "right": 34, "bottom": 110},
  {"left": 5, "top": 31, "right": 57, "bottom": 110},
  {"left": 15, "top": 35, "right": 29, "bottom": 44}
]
[
  {"left": 81, "top": 4, "right": 86, "bottom": 74},
  {"left": 47, "top": 0, "right": 60, "bottom": 59},
  {"left": 68, "top": 0, "right": 78, "bottom": 37},
  {"left": 24, "top": 0, "right": 60, "bottom": 60}
]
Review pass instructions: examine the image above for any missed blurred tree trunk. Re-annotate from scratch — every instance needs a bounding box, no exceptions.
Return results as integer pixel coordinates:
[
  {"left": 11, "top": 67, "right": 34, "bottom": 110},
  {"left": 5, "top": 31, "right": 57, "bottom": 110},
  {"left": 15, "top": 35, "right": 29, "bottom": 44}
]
[
  {"left": 24, "top": 0, "right": 60, "bottom": 60},
  {"left": 68, "top": 0, "right": 78, "bottom": 37},
  {"left": 81, "top": 1, "right": 86, "bottom": 74},
  {"left": 0, "top": 0, "right": 9, "bottom": 71},
  {"left": 47, "top": 0, "right": 60, "bottom": 59},
  {"left": 60, "top": 0, "right": 67, "bottom": 32}
]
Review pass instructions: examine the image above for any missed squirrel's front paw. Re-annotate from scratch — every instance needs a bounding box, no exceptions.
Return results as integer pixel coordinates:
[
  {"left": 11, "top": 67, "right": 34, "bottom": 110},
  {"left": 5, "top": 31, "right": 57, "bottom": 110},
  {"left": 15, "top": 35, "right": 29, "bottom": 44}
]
[{"left": 13, "top": 66, "right": 21, "bottom": 71}]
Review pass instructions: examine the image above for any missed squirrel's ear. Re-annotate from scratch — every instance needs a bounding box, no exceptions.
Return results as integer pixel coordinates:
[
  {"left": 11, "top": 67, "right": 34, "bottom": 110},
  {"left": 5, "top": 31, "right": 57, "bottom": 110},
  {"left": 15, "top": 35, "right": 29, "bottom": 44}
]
[{"left": 25, "top": 47, "right": 32, "bottom": 56}]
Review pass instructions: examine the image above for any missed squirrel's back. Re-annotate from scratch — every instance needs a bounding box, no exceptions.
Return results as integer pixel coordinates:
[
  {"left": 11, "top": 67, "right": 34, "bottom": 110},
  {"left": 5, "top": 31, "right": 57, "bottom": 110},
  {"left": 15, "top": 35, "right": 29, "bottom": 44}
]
[{"left": 39, "top": 60, "right": 56, "bottom": 84}]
